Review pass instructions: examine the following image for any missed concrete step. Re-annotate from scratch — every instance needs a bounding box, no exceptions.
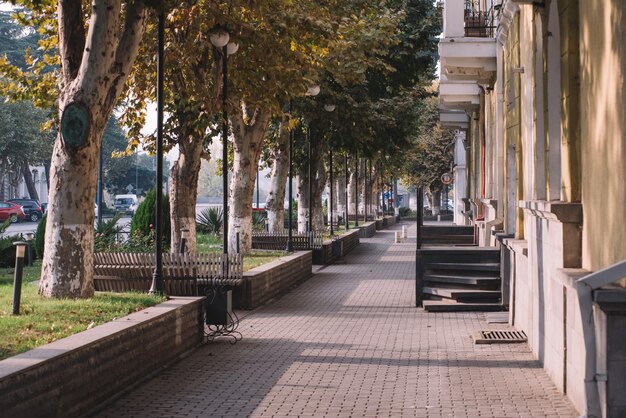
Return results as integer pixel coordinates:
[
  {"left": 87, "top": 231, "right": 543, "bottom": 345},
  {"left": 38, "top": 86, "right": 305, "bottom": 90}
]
[
  {"left": 426, "top": 262, "right": 501, "bottom": 272},
  {"left": 423, "top": 287, "right": 501, "bottom": 302},
  {"left": 424, "top": 274, "right": 501, "bottom": 287},
  {"left": 422, "top": 299, "right": 504, "bottom": 312}
]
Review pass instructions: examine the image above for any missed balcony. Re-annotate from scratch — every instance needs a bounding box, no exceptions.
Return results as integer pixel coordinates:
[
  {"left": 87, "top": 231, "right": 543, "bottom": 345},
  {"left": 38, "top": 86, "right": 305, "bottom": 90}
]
[
  {"left": 439, "top": 0, "right": 497, "bottom": 84},
  {"left": 440, "top": 110, "right": 470, "bottom": 129},
  {"left": 439, "top": 80, "right": 480, "bottom": 111}
]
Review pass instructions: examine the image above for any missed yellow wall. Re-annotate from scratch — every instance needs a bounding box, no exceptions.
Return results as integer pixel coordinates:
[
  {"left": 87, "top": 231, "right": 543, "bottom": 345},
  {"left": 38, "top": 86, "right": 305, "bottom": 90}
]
[{"left": 579, "top": 0, "right": 626, "bottom": 281}]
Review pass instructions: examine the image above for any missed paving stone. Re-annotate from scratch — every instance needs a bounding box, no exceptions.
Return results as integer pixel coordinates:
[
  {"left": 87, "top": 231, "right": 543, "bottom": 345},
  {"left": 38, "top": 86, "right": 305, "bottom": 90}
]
[{"left": 94, "top": 222, "right": 577, "bottom": 417}]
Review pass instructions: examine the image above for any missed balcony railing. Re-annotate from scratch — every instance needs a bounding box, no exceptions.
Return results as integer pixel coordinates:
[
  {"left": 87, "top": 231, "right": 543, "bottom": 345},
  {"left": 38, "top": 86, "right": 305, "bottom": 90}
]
[{"left": 464, "top": 1, "right": 497, "bottom": 37}]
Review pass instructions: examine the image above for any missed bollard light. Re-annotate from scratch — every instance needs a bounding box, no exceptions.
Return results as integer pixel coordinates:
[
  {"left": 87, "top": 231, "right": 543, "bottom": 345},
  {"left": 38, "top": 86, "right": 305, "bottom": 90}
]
[
  {"left": 12, "top": 242, "right": 28, "bottom": 315},
  {"left": 179, "top": 228, "right": 189, "bottom": 254},
  {"left": 235, "top": 225, "right": 240, "bottom": 254},
  {"left": 24, "top": 232, "right": 34, "bottom": 266}
]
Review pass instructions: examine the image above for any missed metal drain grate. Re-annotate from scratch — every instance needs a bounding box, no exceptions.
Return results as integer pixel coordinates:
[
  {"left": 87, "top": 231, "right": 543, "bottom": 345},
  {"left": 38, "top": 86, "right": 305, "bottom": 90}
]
[{"left": 473, "top": 330, "right": 527, "bottom": 344}]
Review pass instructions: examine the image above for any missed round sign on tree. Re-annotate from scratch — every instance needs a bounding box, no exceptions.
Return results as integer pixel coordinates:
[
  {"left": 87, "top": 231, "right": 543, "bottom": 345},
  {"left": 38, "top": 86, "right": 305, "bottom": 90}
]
[
  {"left": 441, "top": 172, "right": 453, "bottom": 185},
  {"left": 60, "top": 103, "right": 91, "bottom": 152}
]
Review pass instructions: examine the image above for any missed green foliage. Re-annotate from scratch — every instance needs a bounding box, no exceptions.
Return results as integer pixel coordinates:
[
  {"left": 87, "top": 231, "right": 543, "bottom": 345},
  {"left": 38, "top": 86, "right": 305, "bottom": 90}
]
[
  {"left": 400, "top": 91, "right": 455, "bottom": 193},
  {"left": 130, "top": 189, "right": 171, "bottom": 249},
  {"left": 0, "top": 234, "right": 22, "bottom": 267},
  {"left": 34, "top": 213, "right": 46, "bottom": 259},
  {"left": 252, "top": 211, "right": 267, "bottom": 232},
  {"left": 196, "top": 208, "right": 223, "bottom": 235},
  {"left": 0, "top": 219, "right": 10, "bottom": 235},
  {"left": 399, "top": 206, "right": 412, "bottom": 217},
  {"left": 94, "top": 214, "right": 123, "bottom": 253}
]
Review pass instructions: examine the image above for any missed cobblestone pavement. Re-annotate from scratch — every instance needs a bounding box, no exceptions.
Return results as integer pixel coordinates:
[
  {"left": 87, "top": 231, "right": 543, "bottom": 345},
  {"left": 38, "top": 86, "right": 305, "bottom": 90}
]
[{"left": 95, "top": 223, "right": 577, "bottom": 418}]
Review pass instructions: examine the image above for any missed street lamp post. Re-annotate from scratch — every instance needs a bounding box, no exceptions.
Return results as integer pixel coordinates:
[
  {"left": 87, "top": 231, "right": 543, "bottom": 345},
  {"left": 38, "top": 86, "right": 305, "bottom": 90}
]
[
  {"left": 354, "top": 152, "right": 359, "bottom": 227},
  {"left": 149, "top": 11, "right": 165, "bottom": 295},
  {"left": 305, "top": 85, "right": 320, "bottom": 234},
  {"left": 210, "top": 27, "right": 238, "bottom": 255},
  {"left": 307, "top": 124, "right": 312, "bottom": 233},
  {"left": 286, "top": 101, "right": 294, "bottom": 252},
  {"left": 323, "top": 104, "right": 335, "bottom": 235},
  {"left": 345, "top": 154, "right": 349, "bottom": 230}
]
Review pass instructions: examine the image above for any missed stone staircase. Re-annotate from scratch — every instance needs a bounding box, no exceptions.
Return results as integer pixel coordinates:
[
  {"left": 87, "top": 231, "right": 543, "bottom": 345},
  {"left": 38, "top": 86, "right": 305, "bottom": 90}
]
[
  {"left": 421, "top": 225, "right": 475, "bottom": 246},
  {"left": 416, "top": 245, "right": 503, "bottom": 312}
]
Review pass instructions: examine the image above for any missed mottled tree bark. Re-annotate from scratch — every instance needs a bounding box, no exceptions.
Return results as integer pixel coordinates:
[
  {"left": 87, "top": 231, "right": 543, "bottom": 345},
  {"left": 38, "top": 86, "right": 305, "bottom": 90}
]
[
  {"left": 311, "top": 152, "right": 327, "bottom": 232},
  {"left": 296, "top": 168, "right": 309, "bottom": 234},
  {"left": 169, "top": 139, "right": 204, "bottom": 254},
  {"left": 21, "top": 161, "right": 39, "bottom": 201},
  {"left": 265, "top": 122, "right": 289, "bottom": 232},
  {"left": 229, "top": 106, "right": 272, "bottom": 253},
  {"left": 40, "top": 0, "right": 147, "bottom": 298}
]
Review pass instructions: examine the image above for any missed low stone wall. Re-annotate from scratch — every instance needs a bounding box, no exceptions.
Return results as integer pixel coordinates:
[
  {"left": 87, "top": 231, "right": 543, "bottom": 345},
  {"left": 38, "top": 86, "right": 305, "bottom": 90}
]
[
  {"left": 375, "top": 216, "right": 396, "bottom": 230},
  {"left": 358, "top": 221, "right": 377, "bottom": 238},
  {"left": 234, "top": 251, "right": 312, "bottom": 310},
  {"left": 0, "top": 297, "right": 204, "bottom": 418},
  {"left": 313, "top": 229, "right": 360, "bottom": 265}
]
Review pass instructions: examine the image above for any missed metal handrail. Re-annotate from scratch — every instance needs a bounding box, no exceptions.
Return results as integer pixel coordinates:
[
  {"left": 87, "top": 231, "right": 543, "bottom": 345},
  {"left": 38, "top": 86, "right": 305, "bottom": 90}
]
[{"left": 464, "top": 0, "right": 497, "bottom": 38}]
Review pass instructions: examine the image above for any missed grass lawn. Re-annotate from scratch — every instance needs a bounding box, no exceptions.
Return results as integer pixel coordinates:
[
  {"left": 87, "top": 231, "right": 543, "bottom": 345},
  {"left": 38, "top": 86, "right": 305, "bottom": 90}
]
[
  {"left": 196, "top": 233, "right": 286, "bottom": 271},
  {"left": 0, "top": 261, "right": 164, "bottom": 361}
]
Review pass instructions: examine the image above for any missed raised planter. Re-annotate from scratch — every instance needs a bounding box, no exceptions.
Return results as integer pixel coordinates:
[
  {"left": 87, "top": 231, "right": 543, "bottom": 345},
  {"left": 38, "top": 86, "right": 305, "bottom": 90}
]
[
  {"left": 375, "top": 216, "right": 396, "bottom": 230},
  {"left": 234, "top": 251, "right": 313, "bottom": 310},
  {"left": 313, "top": 229, "right": 360, "bottom": 265},
  {"left": 358, "top": 221, "right": 377, "bottom": 238},
  {"left": 0, "top": 297, "right": 204, "bottom": 418}
]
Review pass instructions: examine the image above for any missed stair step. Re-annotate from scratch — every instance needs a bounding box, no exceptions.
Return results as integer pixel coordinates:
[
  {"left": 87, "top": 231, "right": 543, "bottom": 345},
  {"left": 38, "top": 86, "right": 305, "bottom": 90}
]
[
  {"left": 424, "top": 274, "right": 500, "bottom": 287},
  {"left": 422, "top": 300, "right": 503, "bottom": 312},
  {"left": 426, "top": 262, "right": 500, "bottom": 272},
  {"left": 423, "top": 287, "right": 501, "bottom": 301}
]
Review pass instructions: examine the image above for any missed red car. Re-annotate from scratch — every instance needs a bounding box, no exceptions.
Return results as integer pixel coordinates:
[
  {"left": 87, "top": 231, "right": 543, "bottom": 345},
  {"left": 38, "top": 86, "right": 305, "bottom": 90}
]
[{"left": 0, "top": 201, "right": 25, "bottom": 223}]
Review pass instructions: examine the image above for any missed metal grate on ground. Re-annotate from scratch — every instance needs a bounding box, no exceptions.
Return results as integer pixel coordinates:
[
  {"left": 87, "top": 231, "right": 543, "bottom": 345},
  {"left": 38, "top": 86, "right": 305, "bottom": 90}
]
[{"left": 473, "top": 330, "right": 528, "bottom": 344}]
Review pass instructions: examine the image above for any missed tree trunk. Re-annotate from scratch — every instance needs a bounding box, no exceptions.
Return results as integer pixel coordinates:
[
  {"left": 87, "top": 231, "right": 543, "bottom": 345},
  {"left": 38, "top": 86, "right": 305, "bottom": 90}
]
[
  {"left": 229, "top": 107, "right": 272, "bottom": 253},
  {"left": 169, "top": 139, "right": 204, "bottom": 254},
  {"left": 265, "top": 122, "right": 289, "bottom": 232},
  {"left": 40, "top": 0, "right": 147, "bottom": 298},
  {"left": 336, "top": 175, "right": 346, "bottom": 223},
  {"left": 347, "top": 169, "right": 357, "bottom": 216},
  {"left": 311, "top": 151, "right": 327, "bottom": 233},
  {"left": 431, "top": 187, "right": 441, "bottom": 215},
  {"left": 296, "top": 169, "right": 310, "bottom": 234},
  {"left": 21, "top": 161, "right": 39, "bottom": 201}
]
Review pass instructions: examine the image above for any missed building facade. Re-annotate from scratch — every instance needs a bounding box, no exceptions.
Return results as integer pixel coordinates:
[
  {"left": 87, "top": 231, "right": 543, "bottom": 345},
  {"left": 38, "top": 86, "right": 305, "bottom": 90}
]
[{"left": 439, "top": 0, "right": 626, "bottom": 416}]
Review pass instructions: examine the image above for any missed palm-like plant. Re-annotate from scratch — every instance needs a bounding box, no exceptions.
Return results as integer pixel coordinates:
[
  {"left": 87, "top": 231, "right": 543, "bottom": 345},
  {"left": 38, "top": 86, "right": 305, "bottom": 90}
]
[{"left": 197, "top": 207, "right": 223, "bottom": 234}]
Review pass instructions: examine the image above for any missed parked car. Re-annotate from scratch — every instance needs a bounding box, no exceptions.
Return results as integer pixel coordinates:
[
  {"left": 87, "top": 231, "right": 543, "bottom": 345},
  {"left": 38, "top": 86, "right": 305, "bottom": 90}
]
[
  {"left": 114, "top": 194, "right": 138, "bottom": 215},
  {"left": 0, "top": 201, "right": 25, "bottom": 223},
  {"left": 7, "top": 198, "right": 44, "bottom": 222}
]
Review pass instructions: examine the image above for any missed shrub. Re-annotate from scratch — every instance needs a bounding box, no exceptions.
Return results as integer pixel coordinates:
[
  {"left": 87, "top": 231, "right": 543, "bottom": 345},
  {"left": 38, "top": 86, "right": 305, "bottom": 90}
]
[
  {"left": 94, "top": 213, "right": 124, "bottom": 252},
  {"left": 34, "top": 213, "right": 46, "bottom": 259},
  {"left": 399, "top": 207, "right": 412, "bottom": 217},
  {"left": 0, "top": 218, "right": 10, "bottom": 234},
  {"left": 0, "top": 234, "right": 23, "bottom": 267},
  {"left": 130, "top": 188, "right": 171, "bottom": 249},
  {"left": 196, "top": 207, "right": 223, "bottom": 234},
  {"left": 252, "top": 211, "right": 267, "bottom": 231}
]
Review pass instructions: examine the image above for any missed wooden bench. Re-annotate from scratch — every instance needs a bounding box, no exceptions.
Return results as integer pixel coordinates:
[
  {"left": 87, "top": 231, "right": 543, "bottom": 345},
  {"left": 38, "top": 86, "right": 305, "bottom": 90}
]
[
  {"left": 251, "top": 231, "right": 323, "bottom": 250},
  {"left": 93, "top": 252, "right": 244, "bottom": 296}
]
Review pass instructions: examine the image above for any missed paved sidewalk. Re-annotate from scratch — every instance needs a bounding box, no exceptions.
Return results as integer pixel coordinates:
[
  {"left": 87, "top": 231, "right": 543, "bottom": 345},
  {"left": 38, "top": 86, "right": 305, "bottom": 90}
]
[{"left": 95, "top": 223, "right": 577, "bottom": 418}]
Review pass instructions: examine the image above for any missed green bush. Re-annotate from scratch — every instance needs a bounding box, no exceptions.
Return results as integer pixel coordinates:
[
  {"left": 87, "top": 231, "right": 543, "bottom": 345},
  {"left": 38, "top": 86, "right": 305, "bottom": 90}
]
[
  {"left": 196, "top": 207, "right": 223, "bottom": 234},
  {"left": 252, "top": 211, "right": 267, "bottom": 231},
  {"left": 130, "top": 189, "right": 171, "bottom": 249},
  {"left": 399, "top": 207, "right": 412, "bottom": 217},
  {"left": 34, "top": 214, "right": 46, "bottom": 259},
  {"left": 94, "top": 213, "right": 124, "bottom": 252},
  {"left": 0, "top": 234, "right": 23, "bottom": 267},
  {"left": 0, "top": 218, "right": 11, "bottom": 234}
]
